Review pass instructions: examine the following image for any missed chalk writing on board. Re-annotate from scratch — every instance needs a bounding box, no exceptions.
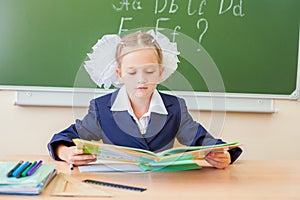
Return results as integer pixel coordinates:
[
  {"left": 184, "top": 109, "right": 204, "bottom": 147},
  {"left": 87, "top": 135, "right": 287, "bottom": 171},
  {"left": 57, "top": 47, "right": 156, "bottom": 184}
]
[
  {"left": 113, "top": 0, "right": 245, "bottom": 44},
  {"left": 112, "top": 0, "right": 142, "bottom": 11},
  {"left": 219, "top": 0, "right": 245, "bottom": 17}
]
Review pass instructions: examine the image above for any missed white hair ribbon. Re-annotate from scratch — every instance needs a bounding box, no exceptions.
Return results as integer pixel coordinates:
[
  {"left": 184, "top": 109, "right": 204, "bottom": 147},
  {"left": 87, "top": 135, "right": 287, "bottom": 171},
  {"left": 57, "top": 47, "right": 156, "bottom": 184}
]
[{"left": 84, "top": 30, "right": 180, "bottom": 89}]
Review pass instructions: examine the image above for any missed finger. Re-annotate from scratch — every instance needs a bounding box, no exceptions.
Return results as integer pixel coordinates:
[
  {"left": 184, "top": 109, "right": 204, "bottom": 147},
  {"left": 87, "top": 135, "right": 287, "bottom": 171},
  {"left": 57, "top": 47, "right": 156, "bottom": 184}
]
[
  {"left": 71, "top": 154, "right": 97, "bottom": 162},
  {"left": 205, "top": 157, "right": 227, "bottom": 169},
  {"left": 69, "top": 155, "right": 97, "bottom": 166},
  {"left": 72, "top": 158, "right": 97, "bottom": 166},
  {"left": 207, "top": 153, "right": 228, "bottom": 161},
  {"left": 209, "top": 151, "right": 230, "bottom": 158},
  {"left": 207, "top": 156, "right": 230, "bottom": 164},
  {"left": 68, "top": 146, "right": 84, "bottom": 155},
  {"left": 208, "top": 151, "right": 231, "bottom": 162},
  {"left": 206, "top": 154, "right": 230, "bottom": 167},
  {"left": 205, "top": 157, "right": 220, "bottom": 167}
]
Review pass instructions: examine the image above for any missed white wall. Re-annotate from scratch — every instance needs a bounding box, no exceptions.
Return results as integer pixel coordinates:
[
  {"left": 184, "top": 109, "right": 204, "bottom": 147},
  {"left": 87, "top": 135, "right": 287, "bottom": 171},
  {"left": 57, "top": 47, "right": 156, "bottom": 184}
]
[{"left": 1, "top": 90, "right": 300, "bottom": 160}]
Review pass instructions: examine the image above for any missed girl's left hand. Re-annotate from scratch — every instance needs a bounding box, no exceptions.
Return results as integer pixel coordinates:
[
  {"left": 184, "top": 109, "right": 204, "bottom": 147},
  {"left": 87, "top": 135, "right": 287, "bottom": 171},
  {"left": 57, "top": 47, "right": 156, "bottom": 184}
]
[{"left": 205, "top": 151, "right": 231, "bottom": 169}]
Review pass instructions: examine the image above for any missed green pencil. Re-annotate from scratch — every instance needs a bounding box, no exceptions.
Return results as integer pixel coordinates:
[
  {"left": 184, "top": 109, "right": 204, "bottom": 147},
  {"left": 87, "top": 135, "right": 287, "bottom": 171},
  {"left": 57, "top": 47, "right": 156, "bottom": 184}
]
[{"left": 21, "top": 161, "right": 37, "bottom": 177}]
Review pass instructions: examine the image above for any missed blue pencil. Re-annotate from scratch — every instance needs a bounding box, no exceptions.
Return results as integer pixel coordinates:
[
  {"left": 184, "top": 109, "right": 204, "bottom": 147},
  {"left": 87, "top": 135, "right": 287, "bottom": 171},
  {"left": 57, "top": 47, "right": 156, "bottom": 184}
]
[{"left": 12, "top": 161, "right": 30, "bottom": 177}]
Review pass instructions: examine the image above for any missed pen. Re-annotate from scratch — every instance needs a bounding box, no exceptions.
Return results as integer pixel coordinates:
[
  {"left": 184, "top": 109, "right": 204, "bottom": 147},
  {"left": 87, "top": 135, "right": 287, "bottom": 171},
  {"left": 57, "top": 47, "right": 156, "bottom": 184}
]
[
  {"left": 22, "top": 161, "right": 37, "bottom": 177},
  {"left": 12, "top": 161, "right": 30, "bottom": 177},
  {"left": 70, "top": 163, "right": 74, "bottom": 170},
  {"left": 27, "top": 160, "right": 43, "bottom": 176},
  {"left": 6, "top": 160, "right": 23, "bottom": 177},
  {"left": 16, "top": 162, "right": 32, "bottom": 178}
]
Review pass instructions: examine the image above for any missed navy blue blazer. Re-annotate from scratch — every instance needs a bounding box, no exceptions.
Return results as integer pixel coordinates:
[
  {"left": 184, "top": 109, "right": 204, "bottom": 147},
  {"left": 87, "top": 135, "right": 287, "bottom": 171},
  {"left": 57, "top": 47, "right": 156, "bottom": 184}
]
[{"left": 48, "top": 90, "right": 242, "bottom": 163}]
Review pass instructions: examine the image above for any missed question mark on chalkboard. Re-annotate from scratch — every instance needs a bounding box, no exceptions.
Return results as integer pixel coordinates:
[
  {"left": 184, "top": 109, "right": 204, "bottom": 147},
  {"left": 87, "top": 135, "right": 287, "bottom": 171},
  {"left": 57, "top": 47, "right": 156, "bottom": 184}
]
[{"left": 197, "top": 18, "right": 208, "bottom": 44}]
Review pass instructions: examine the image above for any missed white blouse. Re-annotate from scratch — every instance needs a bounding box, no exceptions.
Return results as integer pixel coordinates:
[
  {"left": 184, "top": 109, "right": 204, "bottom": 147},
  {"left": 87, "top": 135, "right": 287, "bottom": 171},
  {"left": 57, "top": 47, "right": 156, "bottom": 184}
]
[{"left": 110, "top": 86, "right": 168, "bottom": 135}]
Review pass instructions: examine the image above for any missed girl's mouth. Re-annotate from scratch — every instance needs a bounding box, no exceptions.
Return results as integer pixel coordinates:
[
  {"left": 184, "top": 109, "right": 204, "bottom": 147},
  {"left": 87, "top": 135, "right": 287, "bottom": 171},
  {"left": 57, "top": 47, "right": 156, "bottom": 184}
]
[{"left": 137, "top": 86, "right": 148, "bottom": 90}]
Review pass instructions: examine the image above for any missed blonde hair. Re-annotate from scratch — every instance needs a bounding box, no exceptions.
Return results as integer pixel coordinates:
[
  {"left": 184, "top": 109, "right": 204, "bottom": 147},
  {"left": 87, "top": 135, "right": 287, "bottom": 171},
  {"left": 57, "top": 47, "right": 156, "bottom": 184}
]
[{"left": 116, "top": 32, "right": 163, "bottom": 66}]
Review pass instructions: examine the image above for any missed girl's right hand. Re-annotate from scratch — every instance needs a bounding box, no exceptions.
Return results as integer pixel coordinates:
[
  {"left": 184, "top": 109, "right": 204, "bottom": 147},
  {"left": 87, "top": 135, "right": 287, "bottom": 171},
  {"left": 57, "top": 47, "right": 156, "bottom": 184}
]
[{"left": 56, "top": 145, "right": 97, "bottom": 166}]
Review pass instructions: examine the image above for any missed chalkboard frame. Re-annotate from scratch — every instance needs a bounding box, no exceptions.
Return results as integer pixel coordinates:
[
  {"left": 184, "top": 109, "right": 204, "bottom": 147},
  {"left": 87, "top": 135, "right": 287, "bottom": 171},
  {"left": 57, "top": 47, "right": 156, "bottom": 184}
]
[{"left": 0, "top": 0, "right": 299, "bottom": 112}]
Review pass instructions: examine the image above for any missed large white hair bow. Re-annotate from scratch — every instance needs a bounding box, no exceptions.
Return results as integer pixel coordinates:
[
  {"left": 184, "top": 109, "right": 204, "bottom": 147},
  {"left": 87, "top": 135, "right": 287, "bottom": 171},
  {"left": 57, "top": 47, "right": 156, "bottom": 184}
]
[{"left": 84, "top": 30, "right": 180, "bottom": 89}]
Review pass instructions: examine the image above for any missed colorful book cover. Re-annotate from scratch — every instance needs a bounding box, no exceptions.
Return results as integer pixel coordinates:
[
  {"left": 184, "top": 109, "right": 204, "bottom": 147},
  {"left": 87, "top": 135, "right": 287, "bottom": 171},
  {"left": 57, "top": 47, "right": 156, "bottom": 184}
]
[{"left": 73, "top": 138, "right": 241, "bottom": 172}]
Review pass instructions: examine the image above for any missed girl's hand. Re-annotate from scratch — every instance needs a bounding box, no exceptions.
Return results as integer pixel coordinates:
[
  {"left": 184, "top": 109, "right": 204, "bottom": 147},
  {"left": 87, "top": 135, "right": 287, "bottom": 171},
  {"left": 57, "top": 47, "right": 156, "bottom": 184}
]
[
  {"left": 56, "top": 145, "right": 97, "bottom": 166},
  {"left": 205, "top": 151, "right": 231, "bottom": 169}
]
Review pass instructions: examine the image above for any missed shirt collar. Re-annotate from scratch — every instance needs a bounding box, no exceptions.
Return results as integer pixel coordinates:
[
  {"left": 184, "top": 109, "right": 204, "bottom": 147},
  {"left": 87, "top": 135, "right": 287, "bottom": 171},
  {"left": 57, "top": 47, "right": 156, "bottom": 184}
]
[{"left": 111, "top": 86, "right": 168, "bottom": 115}]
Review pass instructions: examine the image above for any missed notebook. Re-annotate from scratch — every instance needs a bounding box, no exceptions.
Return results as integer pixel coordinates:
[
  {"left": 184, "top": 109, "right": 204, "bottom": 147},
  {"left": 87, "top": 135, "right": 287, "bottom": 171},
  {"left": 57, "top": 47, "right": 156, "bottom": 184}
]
[{"left": 0, "top": 162, "right": 56, "bottom": 195}]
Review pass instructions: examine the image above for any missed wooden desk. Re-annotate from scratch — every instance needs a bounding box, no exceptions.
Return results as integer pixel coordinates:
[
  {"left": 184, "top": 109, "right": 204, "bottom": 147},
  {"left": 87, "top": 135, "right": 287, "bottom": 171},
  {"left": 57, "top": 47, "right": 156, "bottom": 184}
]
[{"left": 1, "top": 155, "right": 299, "bottom": 200}]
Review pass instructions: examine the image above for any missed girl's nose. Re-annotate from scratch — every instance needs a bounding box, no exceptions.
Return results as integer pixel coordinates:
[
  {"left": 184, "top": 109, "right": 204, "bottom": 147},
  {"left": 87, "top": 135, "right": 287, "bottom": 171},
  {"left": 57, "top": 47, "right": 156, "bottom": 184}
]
[{"left": 136, "top": 72, "right": 147, "bottom": 84}]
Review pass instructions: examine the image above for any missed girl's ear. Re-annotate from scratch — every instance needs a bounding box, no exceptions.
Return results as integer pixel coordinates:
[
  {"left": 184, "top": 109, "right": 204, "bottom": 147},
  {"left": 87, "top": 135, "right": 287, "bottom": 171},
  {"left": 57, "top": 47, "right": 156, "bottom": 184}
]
[
  {"left": 159, "top": 66, "right": 165, "bottom": 79},
  {"left": 116, "top": 67, "right": 122, "bottom": 80}
]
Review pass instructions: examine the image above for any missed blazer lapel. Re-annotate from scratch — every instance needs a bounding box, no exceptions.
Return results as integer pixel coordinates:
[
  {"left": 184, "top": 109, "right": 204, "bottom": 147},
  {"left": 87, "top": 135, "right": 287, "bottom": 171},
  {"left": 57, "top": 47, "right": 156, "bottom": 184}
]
[
  {"left": 144, "top": 93, "right": 176, "bottom": 146},
  {"left": 112, "top": 111, "right": 150, "bottom": 149},
  {"left": 106, "top": 92, "right": 150, "bottom": 149},
  {"left": 144, "top": 112, "right": 171, "bottom": 145}
]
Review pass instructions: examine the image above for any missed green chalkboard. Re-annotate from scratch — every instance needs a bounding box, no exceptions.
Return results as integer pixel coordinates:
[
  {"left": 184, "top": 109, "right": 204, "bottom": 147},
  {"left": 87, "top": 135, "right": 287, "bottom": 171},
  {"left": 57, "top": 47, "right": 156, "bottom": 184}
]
[{"left": 0, "top": 0, "right": 299, "bottom": 96}]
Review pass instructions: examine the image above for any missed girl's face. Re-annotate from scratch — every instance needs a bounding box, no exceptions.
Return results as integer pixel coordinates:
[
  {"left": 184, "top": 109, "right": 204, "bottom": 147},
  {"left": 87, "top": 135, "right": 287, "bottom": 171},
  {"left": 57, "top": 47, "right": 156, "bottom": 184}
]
[{"left": 116, "top": 49, "right": 164, "bottom": 100}]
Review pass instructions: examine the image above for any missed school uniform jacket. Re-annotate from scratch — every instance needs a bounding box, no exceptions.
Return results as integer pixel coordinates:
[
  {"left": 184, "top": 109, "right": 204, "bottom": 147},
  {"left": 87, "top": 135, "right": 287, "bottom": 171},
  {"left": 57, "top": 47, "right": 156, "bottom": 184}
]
[{"left": 48, "top": 90, "right": 242, "bottom": 163}]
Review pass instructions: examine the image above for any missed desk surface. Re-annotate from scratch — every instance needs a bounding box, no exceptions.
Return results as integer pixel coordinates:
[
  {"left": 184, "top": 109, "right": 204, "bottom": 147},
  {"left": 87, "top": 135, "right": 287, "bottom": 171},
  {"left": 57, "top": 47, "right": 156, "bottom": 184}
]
[{"left": 1, "top": 155, "right": 299, "bottom": 200}]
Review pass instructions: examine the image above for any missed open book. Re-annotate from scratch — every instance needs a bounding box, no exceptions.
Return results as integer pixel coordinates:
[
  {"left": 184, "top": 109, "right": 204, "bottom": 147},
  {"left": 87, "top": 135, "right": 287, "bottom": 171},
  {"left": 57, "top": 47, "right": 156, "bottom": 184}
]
[{"left": 73, "top": 139, "right": 241, "bottom": 172}]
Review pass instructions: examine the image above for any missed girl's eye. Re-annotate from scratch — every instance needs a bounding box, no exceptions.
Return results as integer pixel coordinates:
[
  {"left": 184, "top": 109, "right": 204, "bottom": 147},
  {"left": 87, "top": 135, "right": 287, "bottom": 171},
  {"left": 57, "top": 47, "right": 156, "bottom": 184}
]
[
  {"left": 146, "top": 70, "right": 154, "bottom": 74},
  {"left": 127, "top": 71, "right": 136, "bottom": 75}
]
